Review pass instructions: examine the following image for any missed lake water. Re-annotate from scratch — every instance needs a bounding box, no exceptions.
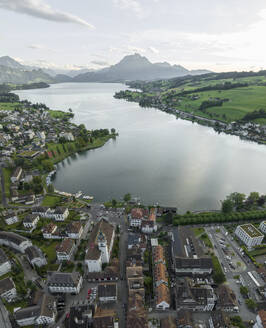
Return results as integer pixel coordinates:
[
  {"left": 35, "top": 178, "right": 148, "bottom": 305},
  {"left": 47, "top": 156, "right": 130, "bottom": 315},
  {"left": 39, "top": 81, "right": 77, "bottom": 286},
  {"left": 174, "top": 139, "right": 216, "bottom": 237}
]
[{"left": 16, "top": 83, "right": 266, "bottom": 212}]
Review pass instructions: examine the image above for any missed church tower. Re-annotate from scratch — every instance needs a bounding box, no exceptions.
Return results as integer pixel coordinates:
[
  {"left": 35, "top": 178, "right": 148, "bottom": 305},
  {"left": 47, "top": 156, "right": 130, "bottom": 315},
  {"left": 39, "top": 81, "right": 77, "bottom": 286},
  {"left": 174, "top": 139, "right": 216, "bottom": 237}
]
[{"left": 97, "top": 230, "right": 109, "bottom": 263}]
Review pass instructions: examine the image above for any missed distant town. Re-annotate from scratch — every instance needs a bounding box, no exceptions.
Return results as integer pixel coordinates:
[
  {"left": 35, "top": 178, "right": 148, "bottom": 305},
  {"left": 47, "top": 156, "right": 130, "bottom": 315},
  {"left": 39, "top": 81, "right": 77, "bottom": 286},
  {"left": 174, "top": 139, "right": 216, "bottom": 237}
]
[{"left": 0, "top": 89, "right": 266, "bottom": 328}]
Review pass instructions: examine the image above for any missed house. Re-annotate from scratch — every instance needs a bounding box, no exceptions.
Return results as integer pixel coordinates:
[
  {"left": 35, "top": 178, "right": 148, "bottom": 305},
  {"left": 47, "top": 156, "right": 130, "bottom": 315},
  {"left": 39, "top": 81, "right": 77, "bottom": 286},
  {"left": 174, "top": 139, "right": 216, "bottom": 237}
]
[
  {"left": 42, "top": 223, "right": 59, "bottom": 239},
  {"left": 25, "top": 246, "right": 47, "bottom": 267},
  {"left": 141, "top": 207, "right": 157, "bottom": 234},
  {"left": 176, "top": 309, "right": 194, "bottom": 328},
  {"left": 65, "top": 304, "right": 94, "bottom": 328},
  {"left": 66, "top": 221, "right": 83, "bottom": 239},
  {"left": 216, "top": 285, "right": 239, "bottom": 313},
  {"left": 175, "top": 279, "right": 215, "bottom": 312},
  {"left": 59, "top": 132, "right": 74, "bottom": 141},
  {"left": 128, "top": 233, "right": 141, "bottom": 249},
  {"left": 253, "top": 310, "right": 266, "bottom": 328},
  {"left": 259, "top": 221, "right": 266, "bottom": 234},
  {"left": 0, "top": 249, "right": 11, "bottom": 277},
  {"left": 47, "top": 272, "right": 83, "bottom": 294},
  {"left": 127, "top": 305, "right": 148, "bottom": 328},
  {"left": 14, "top": 292, "right": 56, "bottom": 327},
  {"left": 154, "top": 262, "right": 168, "bottom": 287},
  {"left": 126, "top": 265, "right": 145, "bottom": 297},
  {"left": 129, "top": 208, "right": 149, "bottom": 228},
  {"left": 175, "top": 257, "right": 213, "bottom": 276},
  {"left": 23, "top": 214, "right": 39, "bottom": 230},
  {"left": 11, "top": 167, "right": 22, "bottom": 183},
  {"left": 0, "top": 231, "right": 32, "bottom": 253},
  {"left": 161, "top": 316, "right": 176, "bottom": 328},
  {"left": 93, "top": 308, "right": 116, "bottom": 328},
  {"left": 0, "top": 278, "right": 17, "bottom": 302},
  {"left": 155, "top": 283, "right": 170, "bottom": 310},
  {"left": 209, "top": 311, "right": 231, "bottom": 328},
  {"left": 85, "top": 219, "right": 115, "bottom": 272},
  {"left": 4, "top": 214, "right": 19, "bottom": 225},
  {"left": 50, "top": 207, "right": 69, "bottom": 221},
  {"left": 98, "top": 283, "right": 117, "bottom": 303},
  {"left": 235, "top": 224, "right": 264, "bottom": 249},
  {"left": 32, "top": 206, "right": 50, "bottom": 218},
  {"left": 56, "top": 238, "right": 75, "bottom": 262},
  {"left": 0, "top": 299, "right": 12, "bottom": 328}
]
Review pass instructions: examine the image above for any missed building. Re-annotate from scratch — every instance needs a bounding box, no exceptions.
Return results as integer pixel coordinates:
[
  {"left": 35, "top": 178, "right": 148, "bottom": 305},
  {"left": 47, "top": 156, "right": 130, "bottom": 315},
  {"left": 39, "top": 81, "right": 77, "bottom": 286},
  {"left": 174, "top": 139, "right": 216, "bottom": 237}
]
[
  {"left": 4, "top": 214, "right": 19, "bottom": 226},
  {"left": 216, "top": 285, "right": 239, "bottom": 313},
  {"left": 23, "top": 214, "right": 39, "bottom": 230},
  {"left": 235, "top": 224, "right": 264, "bottom": 249},
  {"left": 47, "top": 272, "right": 83, "bottom": 294},
  {"left": 59, "top": 132, "right": 74, "bottom": 141},
  {"left": 93, "top": 307, "right": 117, "bottom": 328},
  {"left": 155, "top": 283, "right": 170, "bottom": 310},
  {"left": 127, "top": 293, "right": 148, "bottom": 328},
  {"left": 141, "top": 207, "right": 157, "bottom": 234},
  {"left": 209, "top": 311, "right": 231, "bottom": 328},
  {"left": 65, "top": 304, "right": 94, "bottom": 328},
  {"left": 126, "top": 265, "right": 145, "bottom": 297},
  {"left": 49, "top": 207, "right": 69, "bottom": 221},
  {"left": 0, "top": 231, "right": 32, "bottom": 253},
  {"left": 175, "top": 257, "right": 213, "bottom": 276},
  {"left": 176, "top": 310, "right": 194, "bottom": 328},
  {"left": 32, "top": 206, "right": 50, "bottom": 218},
  {"left": 0, "top": 277, "right": 17, "bottom": 302},
  {"left": 85, "top": 219, "right": 115, "bottom": 272},
  {"left": 253, "top": 310, "right": 266, "bottom": 328},
  {"left": 129, "top": 208, "right": 149, "bottom": 228},
  {"left": 15, "top": 292, "right": 56, "bottom": 327},
  {"left": 66, "top": 221, "right": 83, "bottom": 239},
  {"left": 42, "top": 223, "right": 59, "bottom": 239},
  {"left": 98, "top": 283, "right": 117, "bottom": 303},
  {"left": 0, "top": 249, "right": 11, "bottom": 277},
  {"left": 56, "top": 238, "right": 75, "bottom": 262},
  {"left": 0, "top": 299, "right": 12, "bottom": 328},
  {"left": 161, "top": 316, "right": 176, "bottom": 328},
  {"left": 11, "top": 167, "right": 22, "bottom": 183},
  {"left": 175, "top": 279, "right": 215, "bottom": 312},
  {"left": 25, "top": 245, "right": 47, "bottom": 267},
  {"left": 259, "top": 221, "right": 266, "bottom": 234},
  {"left": 128, "top": 233, "right": 141, "bottom": 249}
]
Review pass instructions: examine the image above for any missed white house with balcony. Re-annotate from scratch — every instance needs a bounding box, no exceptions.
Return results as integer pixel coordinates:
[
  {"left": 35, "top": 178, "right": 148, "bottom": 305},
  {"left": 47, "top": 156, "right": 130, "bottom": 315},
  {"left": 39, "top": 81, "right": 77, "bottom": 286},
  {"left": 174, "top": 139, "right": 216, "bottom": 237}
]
[{"left": 235, "top": 224, "right": 264, "bottom": 249}]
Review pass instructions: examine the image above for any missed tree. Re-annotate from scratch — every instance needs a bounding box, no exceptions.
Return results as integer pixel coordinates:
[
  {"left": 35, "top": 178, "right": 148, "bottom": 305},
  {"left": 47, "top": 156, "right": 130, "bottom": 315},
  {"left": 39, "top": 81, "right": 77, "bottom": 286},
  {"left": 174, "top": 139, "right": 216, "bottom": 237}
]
[
  {"left": 247, "top": 192, "right": 260, "bottom": 207},
  {"left": 245, "top": 299, "right": 257, "bottom": 311},
  {"left": 111, "top": 128, "right": 116, "bottom": 134},
  {"left": 240, "top": 286, "right": 249, "bottom": 296},
  {"left": 221, "top": 199, "right": 234, "bottom": 214},
  {"left": 227, "top": 192, "right": 246, "bottom": 210},
  {"left": 123, "top": 193, "right": 131, "bottom": 203},
  {"left": 47, "top": 184, "right": 54, "bottom": 193},
  {"left": 111, "top": 199, "right": 117, "bottom": 208}
]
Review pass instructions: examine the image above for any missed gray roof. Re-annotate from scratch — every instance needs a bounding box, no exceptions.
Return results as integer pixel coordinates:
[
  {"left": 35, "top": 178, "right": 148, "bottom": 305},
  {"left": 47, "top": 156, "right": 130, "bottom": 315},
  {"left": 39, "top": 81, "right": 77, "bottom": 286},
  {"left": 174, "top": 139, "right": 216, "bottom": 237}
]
[
  {"left": 14, "top": 305, "right": 40, "bottom": 320},
  {"left": 23, "top": 214, "right": 39, "bottom": 224},
  {"left": 0, "top": 278, "right": 15, "bottom": 294},
  {"left": 25, "top": 246, "right": 45, "bottom": 261},
  {"left": 0, "top": 248, "right": 8, "bottom": 265},
  {"left": 0, "top": 231, "right": 28, "bottom": 246},
  {"left": 98, "top": 283, "right": 117, "bottom": 298},
  {"left": 0, "top": 299, "right": 12, "bottom": 328},
  {"left": 47, "top": 272, "right": 81, "bottom": 287}
]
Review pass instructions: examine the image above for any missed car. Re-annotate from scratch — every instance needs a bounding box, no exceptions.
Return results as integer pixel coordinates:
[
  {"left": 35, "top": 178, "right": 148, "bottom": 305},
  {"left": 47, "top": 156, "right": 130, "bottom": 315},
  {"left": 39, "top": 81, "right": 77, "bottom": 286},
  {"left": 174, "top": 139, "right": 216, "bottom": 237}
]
[{"left": 88, "top": 289, "right": 91, "bottom": 295}]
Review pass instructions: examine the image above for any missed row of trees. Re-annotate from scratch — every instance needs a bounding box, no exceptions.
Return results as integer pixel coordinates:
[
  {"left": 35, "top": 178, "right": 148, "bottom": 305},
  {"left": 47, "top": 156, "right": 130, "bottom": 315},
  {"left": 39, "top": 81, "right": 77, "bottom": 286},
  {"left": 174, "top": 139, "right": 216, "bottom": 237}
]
[{"left": 221, "top": 192, "right": 266, "bottom": 213}]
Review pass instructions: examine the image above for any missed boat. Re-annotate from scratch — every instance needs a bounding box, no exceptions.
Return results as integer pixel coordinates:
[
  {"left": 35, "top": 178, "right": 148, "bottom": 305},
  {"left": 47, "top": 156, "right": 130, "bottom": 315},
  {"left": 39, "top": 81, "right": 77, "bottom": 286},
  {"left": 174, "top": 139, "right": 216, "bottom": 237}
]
[
  {"left": 83, "top": 195, "right": 94, "bottom": 200},
  {"left": 75, "top": 191, "right": 83, "bottom": 198}
]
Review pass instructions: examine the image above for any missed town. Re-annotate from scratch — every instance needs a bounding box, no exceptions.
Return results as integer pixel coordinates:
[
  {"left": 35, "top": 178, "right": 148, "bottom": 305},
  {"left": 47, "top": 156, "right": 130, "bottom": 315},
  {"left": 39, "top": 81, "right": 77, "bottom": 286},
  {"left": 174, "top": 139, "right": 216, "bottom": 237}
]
[{"left": 0, "top": 93, "right": 266, "bottom": 328}]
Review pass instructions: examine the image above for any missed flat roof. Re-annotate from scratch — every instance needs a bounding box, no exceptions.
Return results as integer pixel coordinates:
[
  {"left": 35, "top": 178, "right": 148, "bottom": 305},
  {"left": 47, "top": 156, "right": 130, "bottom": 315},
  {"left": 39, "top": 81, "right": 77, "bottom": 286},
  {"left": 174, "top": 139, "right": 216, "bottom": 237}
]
[{"left": 238, "top": 224, "right": 264, "bottom": 238}]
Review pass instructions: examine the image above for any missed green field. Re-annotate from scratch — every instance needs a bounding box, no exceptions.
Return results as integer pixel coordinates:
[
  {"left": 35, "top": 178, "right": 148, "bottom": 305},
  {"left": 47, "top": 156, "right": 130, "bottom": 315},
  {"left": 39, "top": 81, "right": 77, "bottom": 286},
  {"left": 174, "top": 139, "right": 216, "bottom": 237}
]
[
  {"left": 42, "top": 194, "right": 61, "bottom": 207},
  {"left": 0, "top": 102, "right": 21, "bottom": 111}
]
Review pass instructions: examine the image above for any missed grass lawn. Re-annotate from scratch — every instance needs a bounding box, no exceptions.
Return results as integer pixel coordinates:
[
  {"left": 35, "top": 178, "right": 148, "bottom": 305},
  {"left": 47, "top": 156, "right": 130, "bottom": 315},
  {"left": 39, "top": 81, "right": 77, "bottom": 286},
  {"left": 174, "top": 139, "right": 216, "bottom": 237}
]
[
  {"left": 3, "top": 168, "right": 11, "bottom": 198},
  {"left": 0, "top": 102, "right": 21, "bottom": 111},
  {"left": 249, "top": 247, "right": 266, "bottom": 257},
  {"left": 49, "top": 109, "right": 71, "bottom": 119},
  {"left": 193, "top": 227, "right": 205, "bottom": 237},
  {"left": 42, "top": 194, "right": 61, "bottom": 207}
]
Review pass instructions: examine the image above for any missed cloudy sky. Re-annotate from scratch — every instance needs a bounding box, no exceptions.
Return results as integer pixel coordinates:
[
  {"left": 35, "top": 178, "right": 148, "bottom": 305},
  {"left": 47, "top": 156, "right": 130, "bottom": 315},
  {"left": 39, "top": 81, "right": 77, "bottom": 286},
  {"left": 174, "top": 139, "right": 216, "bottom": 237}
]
[{"left": 1, "top": 0, "right": 266, "bottom": 71}]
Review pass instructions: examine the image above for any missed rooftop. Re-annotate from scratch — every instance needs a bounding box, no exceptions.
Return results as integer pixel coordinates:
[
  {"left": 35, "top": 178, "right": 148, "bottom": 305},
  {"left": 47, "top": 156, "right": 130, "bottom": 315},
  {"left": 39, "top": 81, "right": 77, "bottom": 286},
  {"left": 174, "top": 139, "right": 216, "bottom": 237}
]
[
  {"left": 98, "top": 283, "right": 117, "bottom": 298},
  {"left": 238, "top": 224, "right": 264, "bottom": 238}
]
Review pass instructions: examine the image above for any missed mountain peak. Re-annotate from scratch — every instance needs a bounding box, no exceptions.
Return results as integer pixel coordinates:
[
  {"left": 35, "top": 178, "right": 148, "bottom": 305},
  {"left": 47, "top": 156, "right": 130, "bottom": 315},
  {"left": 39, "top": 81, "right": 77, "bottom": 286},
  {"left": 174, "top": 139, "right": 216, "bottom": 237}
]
[{"left": 0, "top": 56, "right": 24, "bottom": 69}]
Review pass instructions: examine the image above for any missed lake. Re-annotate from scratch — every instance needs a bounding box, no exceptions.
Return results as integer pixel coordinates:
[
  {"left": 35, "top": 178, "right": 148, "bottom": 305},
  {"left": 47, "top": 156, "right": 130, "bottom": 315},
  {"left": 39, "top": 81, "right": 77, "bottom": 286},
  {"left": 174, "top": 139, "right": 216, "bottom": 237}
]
[{"left": 15, "top": 83, "right": 266, "bottom": 212}]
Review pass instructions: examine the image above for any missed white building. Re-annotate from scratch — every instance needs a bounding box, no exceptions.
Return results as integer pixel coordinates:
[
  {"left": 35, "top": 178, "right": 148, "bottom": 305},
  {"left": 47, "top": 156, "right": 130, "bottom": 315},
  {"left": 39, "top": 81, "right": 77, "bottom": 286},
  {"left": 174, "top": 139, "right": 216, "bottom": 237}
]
[
  {"left": 0, "top": 249, "right": 11, "bottom": 277},
  {"left": 5, "top": 214, "right": 19, "bottom": 226},
  {"left": 25, "top": 246, "right": 47, "bottom": 267},
  {"left": 23, "top": 214, "right": 39, "bottom": 230},
  {"left": 47, "top": 272, "right": 83, "bottom": 294},
  {"left": 85, "top": 219, "right": 115, "bottom": 273},
  {"left": 235, "top": 224, "right": 264, "bottom": 249},
  {"left": 259, "top": 221, "right": 266, "bottom": 234},
  {"left": 0, "top": 278, "right": 17, "bottom": 302},
  {"left": 65, "top": 222, "right": 83, "bottom": 239},
  {"left": 15, "top": 293, "right": 56, "bottom": 327},
  {"left": 56, "top": 239, "right": 75, "bottom": 262},
  {"left": 47, "top": 207, "right": 69, "bottom": 221},
  {"left": 0, "top": 231, "right": 32, "bottom": 253},
  {"left": 59, "top": 132, "right": 74, "bottom": 141},
  {"left": 253, "top": 310, "right": 266, "bottom": 328}
]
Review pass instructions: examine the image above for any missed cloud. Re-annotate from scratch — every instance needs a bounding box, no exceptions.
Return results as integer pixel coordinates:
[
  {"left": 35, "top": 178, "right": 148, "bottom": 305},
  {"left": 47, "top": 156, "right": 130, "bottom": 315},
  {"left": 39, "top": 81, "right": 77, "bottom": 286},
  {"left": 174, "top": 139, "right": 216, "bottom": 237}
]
[
  {"left": 27, "top": 43, "right": 45, "bottom": 50},
  {"left": 113, "top": 0, "right": 143, "bottom": 17},
  {"left": 148, "top": 46, "right": 159, "bottom": 54},
  {"left": 127, "top": 45, "right": 146, "bottom": 53},
  {"left": 91, "top": 60, "right": 109, "bottom": 66},
  {"left": 0, "top": 0, "right": 94, "bottom": 28}
]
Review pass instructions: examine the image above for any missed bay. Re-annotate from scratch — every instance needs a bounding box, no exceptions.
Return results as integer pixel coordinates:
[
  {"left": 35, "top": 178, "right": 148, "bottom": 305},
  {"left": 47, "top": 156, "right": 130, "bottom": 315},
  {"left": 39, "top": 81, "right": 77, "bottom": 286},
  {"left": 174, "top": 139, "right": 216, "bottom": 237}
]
[{"left": 15, "top": 83, "right": 266, "bottom": 212}]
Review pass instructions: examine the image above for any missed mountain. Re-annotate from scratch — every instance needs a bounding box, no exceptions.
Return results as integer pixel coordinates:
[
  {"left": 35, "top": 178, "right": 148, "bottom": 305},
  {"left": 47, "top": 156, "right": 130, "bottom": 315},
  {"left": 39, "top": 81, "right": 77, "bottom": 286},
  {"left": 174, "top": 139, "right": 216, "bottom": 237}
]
[
  {"left": 73, "top": 54, "right": 210, "bottom": 82},
  {"left": 0, "top": 56, "right": 25, "bottom": 70},
  {"left": 0, "top": 65, "right": 55, "bottom": 84}
]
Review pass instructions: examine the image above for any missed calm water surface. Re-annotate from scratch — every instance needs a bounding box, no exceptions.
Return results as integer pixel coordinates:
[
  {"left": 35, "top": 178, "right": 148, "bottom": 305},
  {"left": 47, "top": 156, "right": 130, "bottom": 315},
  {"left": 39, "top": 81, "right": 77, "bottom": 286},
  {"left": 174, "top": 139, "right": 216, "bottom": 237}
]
[{"left": 16, "top": 83, "right": 266, "bottom": 212}]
